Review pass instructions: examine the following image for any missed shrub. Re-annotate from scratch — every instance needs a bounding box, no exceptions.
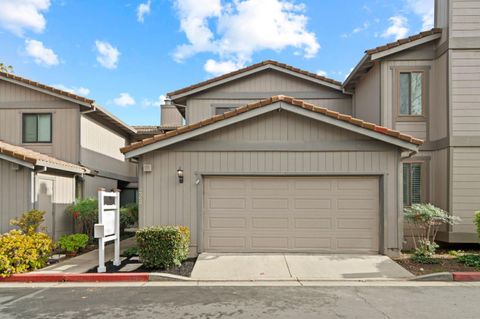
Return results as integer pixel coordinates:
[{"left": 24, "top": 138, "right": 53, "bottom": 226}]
[
  {"left": 120, "top": 203, "right": 138, "bottom": 234},
  {"left": 121, "top": 246, "right": 138, "bottom": 258},
  {"left": 10, "top": 210, "right": 46, "bottom": 234},
  {"left": 457, "top": 254, "right": 480, "bottom": 269},
  {"left": 475, "top": 211, "right": 480, "bottom": 239},
  {"left": 404, "top": 203, "right": 460, "bottom": 261},
  {"left": 57, "top": 233, "right": 89, "bottom": 254},
  {"left": 67, "top": 198, "right": 98, "bottom": 239},
  {"left": 0, "top": 230, "right": 53, "bottom": 277},
  {"left": 136, "top": 226, "right": 190, "bottom": 269}
]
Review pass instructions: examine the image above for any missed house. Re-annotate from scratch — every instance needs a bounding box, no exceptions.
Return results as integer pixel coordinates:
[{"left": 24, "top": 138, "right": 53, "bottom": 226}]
[
  {"left": 121, "top": 0, "right": 480, "bottom": 256},
  {"left": 0, "top": 72, "right": 138, "bottom": 239}
]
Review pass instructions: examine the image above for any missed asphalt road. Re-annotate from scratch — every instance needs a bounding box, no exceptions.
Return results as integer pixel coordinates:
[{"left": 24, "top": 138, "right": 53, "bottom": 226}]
[{"left": 1, "top": 285, "right": 479, "bottom": 319}]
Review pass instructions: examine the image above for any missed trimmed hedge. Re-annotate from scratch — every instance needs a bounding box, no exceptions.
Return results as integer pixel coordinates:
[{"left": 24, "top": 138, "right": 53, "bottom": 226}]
[{"left": 136, "top": 226, "right": 190, "bottom": 269}]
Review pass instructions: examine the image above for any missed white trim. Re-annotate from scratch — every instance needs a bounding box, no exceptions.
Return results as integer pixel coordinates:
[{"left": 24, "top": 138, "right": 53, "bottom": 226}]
[
  {"left": 0, "top": 153, "right": 35, "bottom": 169},
  {"left": 168, "top": 64, "right": 343, "bottom": 100},
  {"left": 371, "top": 34, "right": 441, "bottom": 61},
  {"left": 125, "top": 101, "right": 419, "bottom": 158}
]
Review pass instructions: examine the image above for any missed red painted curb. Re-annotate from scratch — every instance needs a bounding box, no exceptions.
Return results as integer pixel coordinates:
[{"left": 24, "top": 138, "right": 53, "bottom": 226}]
[
  {"left": 452, "top": 272, "right": 480, "bottom": 282},
  {"left": 0, "top": 273, "right": 149, "bottom": 283}
]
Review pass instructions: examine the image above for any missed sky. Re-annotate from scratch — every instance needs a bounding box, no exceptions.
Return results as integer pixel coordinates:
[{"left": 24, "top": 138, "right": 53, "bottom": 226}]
[{"left": 0, "top": 0, "right": 434, "bottom": 126}]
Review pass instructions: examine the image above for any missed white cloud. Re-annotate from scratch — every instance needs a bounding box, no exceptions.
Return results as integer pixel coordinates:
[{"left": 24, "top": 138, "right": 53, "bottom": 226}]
[
  {"left": 24, "top": 39, "right": 59, "bottom": 66},
  {"left": 316, "top": 70, "right": 327, "bottom": 77},
  {"left": 0, "top": 0, "right": 51, "bottom": 36},
  {"left": 406, "top": 0, "right": 434, "bottom": 30},
  {"left": 382, "top": 16, "right": 409, "bottom": 40},
  {"left": 113, "top": 93, "right": 135, "bottom": 107},
  {"left": 142, "top": 95, "right": 166, "bottom": 108},
  {"left": 173, "top": 0, "right": 319, "bottom": 74},
  {"left": 95, "top": 40, "right": 120, "bottom": 69},
  {"left": 137, "top": 0, "right": 151, "bottom": 23},
  {"left": 341, "top": 21, "right": 369, "bottom": 38},
  {"left": 53, "top": 84, "right": 90, "bottom": 96},
  {"left": 204, "top": 59, "right": 243, "bottom": 76}
]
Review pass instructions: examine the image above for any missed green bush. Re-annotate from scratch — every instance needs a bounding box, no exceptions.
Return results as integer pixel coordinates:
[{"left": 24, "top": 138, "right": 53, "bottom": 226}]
[
  {"left": 136, "top": 226, "right": 190, "bottom": 269},
  {"left": 405, "top": 203, "right": 460, "bottom": 261},
  {"left": 121, "top": 246, "right": 138, "bottom": 258},
  {"left": 120, "top": 203, "right": 138, "bottom": 234},
  {"left": 57, "top": 233, "right": 89, "bottom": 253},
  {"left": 10, "top": 210, "right": 46, "bottom": 234},
  {"left": 475, "top": 211, "right": 480, "bottom": 239},
  {"left": 457, "top": 254, "right": 480, "bottom": 269},
  {"left": 0, "top": 230, "right": 53, "bottom": 277},
  {"left": 67, "top": 198, "right": 98, "bottom": 239}
]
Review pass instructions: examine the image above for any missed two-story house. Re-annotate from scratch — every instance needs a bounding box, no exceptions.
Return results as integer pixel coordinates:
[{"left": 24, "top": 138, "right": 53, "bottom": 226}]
[
  {"left": 121, "top": 0, "right": 479, "bottom": 256},
  {"left": 0, "top": 72, "right": 138, "bottom": 239}
]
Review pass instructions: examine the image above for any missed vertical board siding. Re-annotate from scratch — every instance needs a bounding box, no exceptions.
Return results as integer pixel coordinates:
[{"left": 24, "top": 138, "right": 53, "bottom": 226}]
[
  {"left": 451, "top": 0, "right": 480, "bottom": 38},
  {"left": 451, "top": 50, "right": 480, "bottom": 136},
  {"left": 354, "top": 63, "right": 381, "bottom": 124},
  {"left": 452, "top": 147, "right": 480, "bottom": 233},
  {"left": 0, "top": 159, "right": 30, "bottom": 234},
  {"left": 430, "top": 53, "right": 449, "bottom": 140},
  {"left": 186, "top": 69, "right": 352, "bottom": 123},
  {"left": 0, "top": 81, "right": 80, "bottom": 163}
]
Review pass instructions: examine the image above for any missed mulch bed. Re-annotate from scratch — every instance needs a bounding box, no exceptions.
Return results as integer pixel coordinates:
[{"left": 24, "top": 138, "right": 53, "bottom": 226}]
[
  {"left": 394, "top": 253, "right": 480, "bottom": 276},
  {"left": 86, "top": 256, "right": 196, "bottom": 277}
]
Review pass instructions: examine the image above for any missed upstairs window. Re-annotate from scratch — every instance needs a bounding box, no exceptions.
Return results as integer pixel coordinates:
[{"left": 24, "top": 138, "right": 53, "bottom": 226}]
[
  {"left": 403, "top": 162, "right": 423, "bottom": 206},
  {"left": 23, "top": 113, "right": 52, "bottom": 143},
  {"left": 399, "top": 72, "right": 424, "bottom": 116}
]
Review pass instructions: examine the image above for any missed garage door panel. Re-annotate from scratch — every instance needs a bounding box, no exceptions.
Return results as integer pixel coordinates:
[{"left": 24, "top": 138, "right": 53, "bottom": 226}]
[{"left": 203, "top": 176, "right": 379, "bottom": 253}]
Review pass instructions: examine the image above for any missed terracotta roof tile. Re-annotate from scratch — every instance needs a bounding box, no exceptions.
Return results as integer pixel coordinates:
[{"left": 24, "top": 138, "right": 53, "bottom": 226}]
[
  {"left": 366, "top": 28, "right": 442, "bottom": 55},
  {"left": 166, "top": 60, "right": 342, "bottom": 97},
  {"left": 121, "top": 96, "right": 423, "bottom": 154},
  {"left": 0, "top": 140, "right": 90, "bottom": 173}
]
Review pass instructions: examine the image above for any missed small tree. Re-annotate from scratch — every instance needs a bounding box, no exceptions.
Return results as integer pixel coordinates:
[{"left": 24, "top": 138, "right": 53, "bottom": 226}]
[
  {"left": 404, "top": 203, "right": 460, "bottom": 260},
  {"left": 67, "top": 198, "right": 98, "bottom": 239},
  {"left": 475, "top": 211, "right": 480, "bottom": 239},
  {"left": 0, "top": 62, "right": 13, "bottom": 73}
]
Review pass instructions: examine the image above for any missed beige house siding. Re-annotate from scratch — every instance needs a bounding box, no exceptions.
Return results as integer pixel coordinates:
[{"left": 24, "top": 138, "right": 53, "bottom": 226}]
[
  {"left": 138, "top": 111, "right": 402, "bottom": 255},
  {"left": 354, "top": 63, "right": 381, "bottom": 125},
  {"left": 451, "top": 0, "right": 480, "bottom": 38},
  {"left": 0, "top": 159, "right": 30, "bottom": 234},
  {"left": 185, "top": 69, "right": 352, "bottom": 123},
  {"left": 451, "top": 147, "right": 480, "bottom": 234},
  {"left": 83, "top": 175, "right": 118, "bottom": 198},
  {"left": 80, "top": 115, "right": 136, "bottom": 179},
  {"left": 0, "top": 81, "right": 80, "bottom": 163},
  {"left": 430, "top": 52, "right": 449, "bottom": 141},
  {"left": 451, "top": 50, "right": 480, "bottom": 136}
]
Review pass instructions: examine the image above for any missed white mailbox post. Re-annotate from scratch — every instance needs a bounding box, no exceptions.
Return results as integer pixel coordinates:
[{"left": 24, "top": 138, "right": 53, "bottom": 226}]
[{"left": 94, "top": 188, "right": 121, "bottom": 273}]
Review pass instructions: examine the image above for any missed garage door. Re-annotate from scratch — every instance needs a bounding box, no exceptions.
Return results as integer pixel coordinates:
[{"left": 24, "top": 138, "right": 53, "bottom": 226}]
[{"left": 203, "top": 176, "right": 379, "bottom": 253}]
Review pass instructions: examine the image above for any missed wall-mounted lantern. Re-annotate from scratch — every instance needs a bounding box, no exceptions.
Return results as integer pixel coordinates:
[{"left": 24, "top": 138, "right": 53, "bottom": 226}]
[{"left": 177, "top": 167, "right": 184, "bottom": 183}]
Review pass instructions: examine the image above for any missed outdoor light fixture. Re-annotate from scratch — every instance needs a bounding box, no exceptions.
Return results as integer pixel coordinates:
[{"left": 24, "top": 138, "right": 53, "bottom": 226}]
[{"left": 177, "top": 167, "right": 184, "bottom": 183}]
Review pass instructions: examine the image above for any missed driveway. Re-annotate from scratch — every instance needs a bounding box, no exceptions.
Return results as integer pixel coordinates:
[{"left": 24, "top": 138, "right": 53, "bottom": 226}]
[{"left": 190, "top": 253, "right": 413, "bottom": 281}]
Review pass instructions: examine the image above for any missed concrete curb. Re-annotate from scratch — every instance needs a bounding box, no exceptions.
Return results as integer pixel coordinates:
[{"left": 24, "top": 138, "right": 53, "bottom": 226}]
[
  {"left": 411, "top": 272, "right": 480, "bottom": 282},
  {"left": 0, "top": 273, "right": 149, "bottom": 283}
]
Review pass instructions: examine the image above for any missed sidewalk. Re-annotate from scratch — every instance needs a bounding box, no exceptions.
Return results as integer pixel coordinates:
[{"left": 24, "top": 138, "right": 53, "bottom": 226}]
[{"left": 35, "top": 237, "right": 136, "bottom": 274}]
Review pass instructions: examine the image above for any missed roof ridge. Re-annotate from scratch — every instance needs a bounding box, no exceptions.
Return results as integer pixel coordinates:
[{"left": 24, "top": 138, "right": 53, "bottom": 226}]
[
  {"left": 365, "top": 28, "right": 442, "bottom": 55},
  {"left": 121, "top": 95, "right": 423, "bottom": 154},
  {"left": 166, "top": 60, "right": 343, "bottom": 97}
]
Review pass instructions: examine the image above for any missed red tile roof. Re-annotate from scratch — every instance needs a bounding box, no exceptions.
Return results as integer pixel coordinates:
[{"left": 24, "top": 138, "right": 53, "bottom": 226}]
[
  {"left": 166, "top": 60, "right": 343, "bottom": 97},
  {"left": 0, "top": 140, "right": 91, "bottom": 173},
  {"left": 121, "top": 95, "right": 423, "bottom": 154},
  {"left": 366, "top": 28, "right": 442, "bottom": 55}
]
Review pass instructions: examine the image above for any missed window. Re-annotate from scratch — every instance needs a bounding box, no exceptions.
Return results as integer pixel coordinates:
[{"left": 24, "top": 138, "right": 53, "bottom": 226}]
[
  {"left": 214, "top": 107, "right": 236, "bottom": 115},
  {"left": 399, "top": 72, "right": 423, "bottom": 116},
  {"left": 22, "top": 113, "right": 52, "bottom": 143},
  {"left": 403, "top": 162, "right": 422, "bottom": 206}
]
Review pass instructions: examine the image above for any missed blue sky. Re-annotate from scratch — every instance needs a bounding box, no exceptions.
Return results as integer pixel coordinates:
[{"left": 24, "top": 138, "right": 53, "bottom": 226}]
[{"left": 0, "top": 0, "right": 433, "bottom": 125}]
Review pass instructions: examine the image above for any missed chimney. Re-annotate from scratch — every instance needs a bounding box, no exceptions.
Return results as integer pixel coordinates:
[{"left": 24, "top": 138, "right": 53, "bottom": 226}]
[{"left": 160, "top": 99, "right": 184, "bottom": 128}]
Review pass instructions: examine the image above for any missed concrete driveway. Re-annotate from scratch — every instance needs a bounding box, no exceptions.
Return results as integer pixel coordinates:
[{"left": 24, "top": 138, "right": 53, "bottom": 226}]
[{"left": 191, "top": 253, "right": 413, "bottom": 281}]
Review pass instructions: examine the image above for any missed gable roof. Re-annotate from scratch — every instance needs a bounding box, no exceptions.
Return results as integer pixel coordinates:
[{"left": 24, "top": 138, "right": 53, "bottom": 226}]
[
  {"left": 0, "top": 71, "right": 136, "bottom": 135},
  {"left": 166, "top": 60, "right": 344, "bottom": 100},
  {"left": 121, "top": 95, "right": 423, "bottom": 157},
  {"left": 0, "top": 140, "right": 92, "bottom": 174},
  {"left": 344, "top": 28, "right": 442, "bottom": 90}
]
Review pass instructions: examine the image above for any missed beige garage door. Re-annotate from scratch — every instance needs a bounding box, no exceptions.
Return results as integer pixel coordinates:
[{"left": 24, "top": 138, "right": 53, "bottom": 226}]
[{"left": 203, "top": 176, "right": 380, "bottom": 253}]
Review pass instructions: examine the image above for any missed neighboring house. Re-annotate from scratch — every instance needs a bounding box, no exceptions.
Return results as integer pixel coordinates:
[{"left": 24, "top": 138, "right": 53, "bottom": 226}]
[
  {"left": 121, "top": 0, "right": 480, "bottom": 256},
  {"left": 0, "top": 72, "right": 138, "bottom": 239}
]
